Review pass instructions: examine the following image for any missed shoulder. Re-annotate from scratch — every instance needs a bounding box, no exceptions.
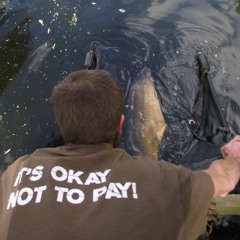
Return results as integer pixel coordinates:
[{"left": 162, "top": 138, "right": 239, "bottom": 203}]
[
  {"left": 3, "top": 154, "right": 30, "bottom": 172},
  {"left": 0, "top": 147, "right": 53, "bottom": 178},
  {"left": 123, "top": 153, "right": 196, "bottom": 179},
  {"left": 0, "top": 154, "right": 30, "bottom": 185},
  {"left": 131, "top": 155, "right": 214, "bottom": 191}
]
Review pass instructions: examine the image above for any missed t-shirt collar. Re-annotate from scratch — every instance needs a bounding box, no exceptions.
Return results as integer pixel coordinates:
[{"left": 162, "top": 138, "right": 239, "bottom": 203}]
[{"left": 56, "top": 143, "right": 114, "bottom": 156}]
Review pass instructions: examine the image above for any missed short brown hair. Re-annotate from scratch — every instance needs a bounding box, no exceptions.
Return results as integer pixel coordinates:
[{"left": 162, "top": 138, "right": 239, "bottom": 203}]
[{"left": 51, "top": 70, "right": 124, "bottom": 145}]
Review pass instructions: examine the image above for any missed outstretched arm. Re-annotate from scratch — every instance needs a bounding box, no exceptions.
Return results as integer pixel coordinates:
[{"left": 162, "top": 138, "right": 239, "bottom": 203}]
[
  {"left": 203, "top": 135, "right": 240, "bottom": 198},
  {"left": 204, "top": 158, "right": 240, "bottom": 198}
]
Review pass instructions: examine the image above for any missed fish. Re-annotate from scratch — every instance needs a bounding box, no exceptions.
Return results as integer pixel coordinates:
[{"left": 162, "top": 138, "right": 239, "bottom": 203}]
[
  {"left": 123, "top": 67, "right": 167, "bottom": 160},
  {"left": 28, "top": 42, "right": 53, "bottom": 73}
]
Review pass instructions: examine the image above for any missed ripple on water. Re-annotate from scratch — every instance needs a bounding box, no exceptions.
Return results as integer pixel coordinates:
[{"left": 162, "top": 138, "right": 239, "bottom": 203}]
[{"left": 1, "top": 0, "right": 240, "bottom": 172}]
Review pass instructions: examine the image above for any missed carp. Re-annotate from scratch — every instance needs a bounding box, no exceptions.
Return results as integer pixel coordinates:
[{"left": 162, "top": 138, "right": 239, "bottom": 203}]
[{"left": 124, "top": 67, "right": 167, "bottom": 160}]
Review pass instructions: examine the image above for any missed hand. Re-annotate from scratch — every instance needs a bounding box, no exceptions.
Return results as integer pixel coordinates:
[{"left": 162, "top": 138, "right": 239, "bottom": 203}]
[{"left": 221, "top": 135, "right": 240, "bottom": 160}]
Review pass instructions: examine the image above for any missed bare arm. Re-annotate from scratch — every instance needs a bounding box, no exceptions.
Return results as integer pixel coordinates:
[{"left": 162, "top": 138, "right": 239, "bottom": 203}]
[
  {"left": 203, "top": 135, "right": 240, "bottom": 198},
  {"left": 204, "top": 158, "right": 240, "bottom": 198}
]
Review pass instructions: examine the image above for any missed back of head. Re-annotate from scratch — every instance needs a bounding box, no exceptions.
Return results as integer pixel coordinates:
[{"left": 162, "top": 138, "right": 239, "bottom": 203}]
[{"left": 51, "top": 70, "right": 124, "bottom": 145}]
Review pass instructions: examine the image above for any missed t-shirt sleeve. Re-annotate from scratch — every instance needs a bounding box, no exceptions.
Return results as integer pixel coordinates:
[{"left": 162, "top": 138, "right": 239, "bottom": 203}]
[
  {"left": 158, "top": 161, "right": 214, "bottom": 239},
  {"left": 182, "top": 168, "right": 214, "bottom": 238}
]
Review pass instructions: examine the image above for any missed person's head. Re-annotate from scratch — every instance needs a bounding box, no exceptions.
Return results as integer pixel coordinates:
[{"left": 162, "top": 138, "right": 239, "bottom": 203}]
[{"left": 51, "top": 69, "right": 125, "bottom": 146}]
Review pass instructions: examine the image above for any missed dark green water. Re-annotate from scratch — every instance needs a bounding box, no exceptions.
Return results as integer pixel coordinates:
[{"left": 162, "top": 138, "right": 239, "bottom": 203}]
[{"left": 1, "top": 0, "right": 240, "bottom": 238}]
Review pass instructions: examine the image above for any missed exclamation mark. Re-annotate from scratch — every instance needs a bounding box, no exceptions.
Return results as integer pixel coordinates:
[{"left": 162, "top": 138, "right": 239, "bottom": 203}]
[{"left": 132, "top": 182, "right": 138, "bottom": 199}]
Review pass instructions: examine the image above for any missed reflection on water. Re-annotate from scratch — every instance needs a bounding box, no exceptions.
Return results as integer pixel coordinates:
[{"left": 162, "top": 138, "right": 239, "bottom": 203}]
[
  {"left": 0, "top": 0, "right": 240, "bottom": 238},
  {"left": 0, "top": 18, "right": 32, "bottom": 95},
  {"left": 236, "top": 0, "right": 240, "bottom": 14}
]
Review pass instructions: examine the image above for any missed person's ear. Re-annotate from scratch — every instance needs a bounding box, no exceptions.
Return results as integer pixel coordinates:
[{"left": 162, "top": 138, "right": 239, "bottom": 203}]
[{"left": 117, "top": 114, "right": 125, "bottom": 136}]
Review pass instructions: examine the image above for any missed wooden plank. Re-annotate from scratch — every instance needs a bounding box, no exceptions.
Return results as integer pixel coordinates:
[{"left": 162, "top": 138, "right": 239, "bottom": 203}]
[{"left": 209, "top": 194, "right": 240, "bottom": 216}]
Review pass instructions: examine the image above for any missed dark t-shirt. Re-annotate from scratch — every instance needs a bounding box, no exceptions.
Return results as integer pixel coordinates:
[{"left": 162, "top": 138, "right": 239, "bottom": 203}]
[{"left": 0, "top": 144, "right": 214, "bottom": 240}]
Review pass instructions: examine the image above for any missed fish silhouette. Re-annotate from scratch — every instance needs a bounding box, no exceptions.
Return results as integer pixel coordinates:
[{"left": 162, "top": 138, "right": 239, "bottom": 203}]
[{"left": 124, "top": 67, "right": 166, "bottom": 160}]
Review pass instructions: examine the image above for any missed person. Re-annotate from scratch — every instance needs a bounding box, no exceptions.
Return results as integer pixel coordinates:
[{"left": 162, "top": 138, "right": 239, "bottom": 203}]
[{"left": 0, "top": 69, "right": 240, "bottom": 240}]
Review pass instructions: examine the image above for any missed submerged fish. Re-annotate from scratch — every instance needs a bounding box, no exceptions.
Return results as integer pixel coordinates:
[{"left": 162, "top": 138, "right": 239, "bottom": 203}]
[{"left": 124, "top": 67, "right": 167, "bottom": 160}]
